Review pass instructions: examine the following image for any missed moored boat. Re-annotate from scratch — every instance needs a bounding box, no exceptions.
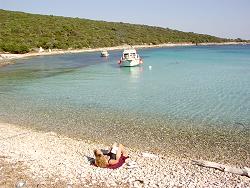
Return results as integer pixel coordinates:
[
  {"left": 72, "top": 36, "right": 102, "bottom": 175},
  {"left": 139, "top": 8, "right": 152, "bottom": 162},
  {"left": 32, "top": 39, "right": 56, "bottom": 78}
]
[
  {"left": 101, "top": 50, "right": 109, "bottom": 57},
  {"left": 118, "top": 48, "right": 143, "bottom": 67}
]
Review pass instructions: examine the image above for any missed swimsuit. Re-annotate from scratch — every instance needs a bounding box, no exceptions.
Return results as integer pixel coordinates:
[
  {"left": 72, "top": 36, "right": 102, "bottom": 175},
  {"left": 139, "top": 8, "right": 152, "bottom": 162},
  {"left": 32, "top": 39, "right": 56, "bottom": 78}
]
[
  {"left": 108, "top": 152, "right": 116, "bottom": 161},
  {"left": 108, "top": 146, "right": 119, "bottom": 161},
  {"left": 107, "top": 155, "right": 129, "bottom": 169}
]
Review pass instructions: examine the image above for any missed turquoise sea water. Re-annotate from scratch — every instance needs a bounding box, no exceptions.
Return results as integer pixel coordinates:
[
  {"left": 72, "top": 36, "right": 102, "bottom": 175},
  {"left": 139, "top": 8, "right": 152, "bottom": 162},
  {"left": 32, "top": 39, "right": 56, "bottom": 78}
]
[{"left": 0, "top": 45, "right": 249, "bottom": 164}]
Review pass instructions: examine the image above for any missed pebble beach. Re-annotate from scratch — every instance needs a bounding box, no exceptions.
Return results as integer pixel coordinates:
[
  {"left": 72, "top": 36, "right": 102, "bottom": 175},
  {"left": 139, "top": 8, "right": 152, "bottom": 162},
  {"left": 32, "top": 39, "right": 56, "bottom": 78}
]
[{"left": 0, "top": 122, "right": 249, "bottom": 187}]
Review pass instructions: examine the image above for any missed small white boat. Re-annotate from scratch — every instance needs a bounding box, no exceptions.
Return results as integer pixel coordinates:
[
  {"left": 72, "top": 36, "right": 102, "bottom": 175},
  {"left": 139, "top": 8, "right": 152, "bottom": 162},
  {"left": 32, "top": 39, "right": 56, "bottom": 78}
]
[
  {"left": 101, "top": 50, "right": 109, "bottom": 57},
  {"left": 118, "top": 48, "right": 143, "bottom": 67}
]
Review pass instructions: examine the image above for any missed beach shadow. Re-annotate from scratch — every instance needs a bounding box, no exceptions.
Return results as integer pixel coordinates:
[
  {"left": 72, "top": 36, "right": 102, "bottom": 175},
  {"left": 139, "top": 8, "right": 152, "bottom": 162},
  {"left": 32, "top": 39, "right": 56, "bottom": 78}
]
[{"left": 84, "top": 155, "right": 95, "bottom": 165}]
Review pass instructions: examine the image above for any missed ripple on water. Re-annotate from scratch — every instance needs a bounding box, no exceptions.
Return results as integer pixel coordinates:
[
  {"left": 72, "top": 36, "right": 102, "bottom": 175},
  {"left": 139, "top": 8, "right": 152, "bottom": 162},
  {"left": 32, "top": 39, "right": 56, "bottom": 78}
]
[{"left": 0, "top": 99, "right": 249, "bottom": 166}]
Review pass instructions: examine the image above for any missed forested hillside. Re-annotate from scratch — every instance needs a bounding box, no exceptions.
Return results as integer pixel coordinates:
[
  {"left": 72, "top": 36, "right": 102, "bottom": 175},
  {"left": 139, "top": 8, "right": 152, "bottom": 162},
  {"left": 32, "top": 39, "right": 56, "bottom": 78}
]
[{"left": 0, "top": 9, "right": 232, "bottom": 54}]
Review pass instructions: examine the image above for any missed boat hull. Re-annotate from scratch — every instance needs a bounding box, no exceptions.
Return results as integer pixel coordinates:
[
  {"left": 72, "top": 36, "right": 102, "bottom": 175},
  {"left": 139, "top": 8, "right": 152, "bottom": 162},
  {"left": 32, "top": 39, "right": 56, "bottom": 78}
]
[
  {"left": 101, "top": 51, "right": 109, "bottom": 57},
  {"left": 101, "top": 53, "right": 109, "bottom": 57},
  {"left": 119, "top": 59, "right": 142, "bottom": 67}
]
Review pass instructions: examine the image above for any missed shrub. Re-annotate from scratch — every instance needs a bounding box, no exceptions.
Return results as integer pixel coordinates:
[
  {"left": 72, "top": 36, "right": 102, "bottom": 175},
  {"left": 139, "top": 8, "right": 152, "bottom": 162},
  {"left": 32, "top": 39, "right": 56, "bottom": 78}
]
[
  {"left": 1, "top": 43, "right": 29, "bottom": 54},
  {"left": 0, "top": 9, "right": 232, "bottom": 54}
]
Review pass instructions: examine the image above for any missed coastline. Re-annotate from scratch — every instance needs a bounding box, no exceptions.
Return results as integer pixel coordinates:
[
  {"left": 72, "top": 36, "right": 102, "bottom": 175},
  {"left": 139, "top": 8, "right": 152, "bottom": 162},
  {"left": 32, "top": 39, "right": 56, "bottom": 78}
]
[
  {"left": 0, "top": 42, "right": 248, "bottom": 67},
  {"left": 1, "top": 42, "right": 250, "bottom": 186},
  {"left": 0, "top": 122, "right": 249, "bottom": 187}
]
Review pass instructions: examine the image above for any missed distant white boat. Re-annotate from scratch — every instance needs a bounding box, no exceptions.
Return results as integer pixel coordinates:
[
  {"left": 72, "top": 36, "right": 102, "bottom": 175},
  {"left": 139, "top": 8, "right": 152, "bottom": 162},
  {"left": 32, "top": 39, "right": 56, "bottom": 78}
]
[
  {"left": 101, "top": 50, "right": 109, "bottom": 57},
  {"left": 118, "top": 48, "right": 143, "bottom": 67}
]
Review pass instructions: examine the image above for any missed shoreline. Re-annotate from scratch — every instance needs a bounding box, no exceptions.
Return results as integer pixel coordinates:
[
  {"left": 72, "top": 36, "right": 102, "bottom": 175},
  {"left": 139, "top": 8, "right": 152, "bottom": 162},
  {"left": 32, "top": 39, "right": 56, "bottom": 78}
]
[
  {"left": 1, "top": 42, "right": 250, "bottom": 186},
  {"left": 0, "top": 122, "right": 249, "bottom": 187},
  {"left": 0, "top": 42, "right": 249, "bottom": 67}
]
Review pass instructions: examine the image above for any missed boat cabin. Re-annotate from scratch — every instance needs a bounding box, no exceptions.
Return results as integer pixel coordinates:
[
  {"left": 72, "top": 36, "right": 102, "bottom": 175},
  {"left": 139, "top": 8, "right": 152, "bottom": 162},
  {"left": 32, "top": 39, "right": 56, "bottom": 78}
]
[{"left": 122, "top": 49, "right": 138, "bottom": 59}]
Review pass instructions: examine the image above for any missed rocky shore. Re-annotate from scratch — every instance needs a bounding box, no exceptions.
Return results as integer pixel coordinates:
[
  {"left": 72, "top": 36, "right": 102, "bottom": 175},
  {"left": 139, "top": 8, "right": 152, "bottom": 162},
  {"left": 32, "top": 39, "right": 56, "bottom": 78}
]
[
  {"left": 0, "top": 122, "right": 249, "bottom": 187},
  {"left": 1, "top": 42, "right": 248, "bottom": 67}
]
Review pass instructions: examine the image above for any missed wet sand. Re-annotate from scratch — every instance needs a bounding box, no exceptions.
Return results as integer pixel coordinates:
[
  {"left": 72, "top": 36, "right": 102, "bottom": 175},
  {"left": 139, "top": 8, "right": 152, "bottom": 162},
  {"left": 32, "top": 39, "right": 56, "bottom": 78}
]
[{"left": 1, "top": 105, "right": 249, "bottom": 167}]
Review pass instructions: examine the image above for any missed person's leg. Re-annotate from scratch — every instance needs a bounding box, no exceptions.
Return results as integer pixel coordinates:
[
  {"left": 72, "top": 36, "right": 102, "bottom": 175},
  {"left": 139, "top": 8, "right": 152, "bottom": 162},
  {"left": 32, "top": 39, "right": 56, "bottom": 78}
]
[
  {"left": 115, "top": 144, "right": 128, "bottom": 159},
  {"left": 111, "top": 142, "right": 117, "bottom": 149},
  {"left": 108, "top": 142, "right": 117, "bottom": 153},
  {"left": 120, "top": 144, "right": 128, "bottom": 157}
]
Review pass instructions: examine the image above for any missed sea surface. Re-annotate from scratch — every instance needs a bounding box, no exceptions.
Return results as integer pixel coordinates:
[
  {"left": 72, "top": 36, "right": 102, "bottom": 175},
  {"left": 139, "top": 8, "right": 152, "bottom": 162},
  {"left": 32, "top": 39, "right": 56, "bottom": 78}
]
[{"left": 0, "top": 45, "right": 249, "bottom": 164}]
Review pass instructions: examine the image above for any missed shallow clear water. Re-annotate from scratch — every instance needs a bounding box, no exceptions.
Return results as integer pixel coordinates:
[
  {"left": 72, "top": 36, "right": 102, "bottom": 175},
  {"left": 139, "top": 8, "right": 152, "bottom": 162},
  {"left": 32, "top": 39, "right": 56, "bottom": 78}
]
[{"left": 0, "top": 45, "right": 249, "bottom": 164}]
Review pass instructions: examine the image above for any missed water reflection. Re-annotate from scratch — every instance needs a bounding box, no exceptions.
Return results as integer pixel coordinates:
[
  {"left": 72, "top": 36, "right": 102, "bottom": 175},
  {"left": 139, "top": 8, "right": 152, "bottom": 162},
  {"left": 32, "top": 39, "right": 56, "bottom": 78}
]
[{"left": 120, "top": 66, "right": 143, "bottom": 82}]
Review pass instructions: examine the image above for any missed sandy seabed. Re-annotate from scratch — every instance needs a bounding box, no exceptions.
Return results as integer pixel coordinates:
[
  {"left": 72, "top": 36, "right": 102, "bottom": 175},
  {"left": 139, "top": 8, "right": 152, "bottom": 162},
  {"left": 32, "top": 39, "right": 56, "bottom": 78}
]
[{"left": 0, "top": 122, "right": 249, "bottom": 188}]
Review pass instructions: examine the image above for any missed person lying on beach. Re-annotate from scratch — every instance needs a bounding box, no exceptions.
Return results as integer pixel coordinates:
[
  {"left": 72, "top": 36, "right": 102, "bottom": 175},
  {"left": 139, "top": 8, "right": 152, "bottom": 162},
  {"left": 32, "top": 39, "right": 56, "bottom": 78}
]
[{"left": 94, "top": 143, "right": 129, "bottom": 169}]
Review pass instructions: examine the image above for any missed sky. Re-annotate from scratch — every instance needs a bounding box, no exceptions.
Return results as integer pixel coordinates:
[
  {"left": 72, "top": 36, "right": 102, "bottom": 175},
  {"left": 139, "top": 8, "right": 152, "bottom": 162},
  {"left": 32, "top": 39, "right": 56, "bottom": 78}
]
[{"left": 1, "top": 0, "right": 250, "bottom": 39}]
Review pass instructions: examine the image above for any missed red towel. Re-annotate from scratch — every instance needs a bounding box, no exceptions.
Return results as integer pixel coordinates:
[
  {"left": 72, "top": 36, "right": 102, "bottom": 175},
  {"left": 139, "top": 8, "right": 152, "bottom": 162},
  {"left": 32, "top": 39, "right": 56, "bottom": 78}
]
[
  {"left": 107, "top": 155, "right": 129, "bottom": 169},
  {"left": 92, "top": 155, "right": 129, "bottom": 169}
]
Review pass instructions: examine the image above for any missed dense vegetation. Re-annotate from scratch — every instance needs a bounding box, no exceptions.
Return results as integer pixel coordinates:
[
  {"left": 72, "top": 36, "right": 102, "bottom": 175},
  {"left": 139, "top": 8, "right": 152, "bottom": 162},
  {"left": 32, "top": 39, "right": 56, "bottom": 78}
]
[{"left": 0, "top": 9, "right": 236, "bottom": 54}]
